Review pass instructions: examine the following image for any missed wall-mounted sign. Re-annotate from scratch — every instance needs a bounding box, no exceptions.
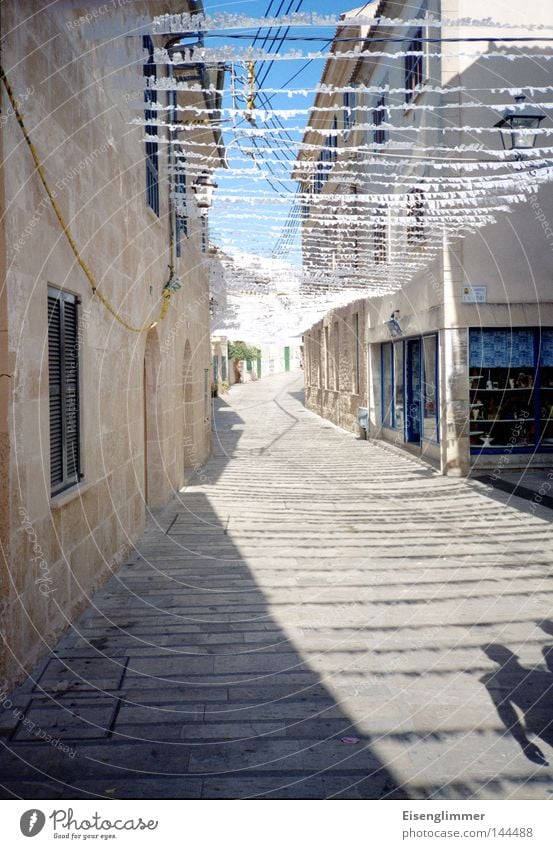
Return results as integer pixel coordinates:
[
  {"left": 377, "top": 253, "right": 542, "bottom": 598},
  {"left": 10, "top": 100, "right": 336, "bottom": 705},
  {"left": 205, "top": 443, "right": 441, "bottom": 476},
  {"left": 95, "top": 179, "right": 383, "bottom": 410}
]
[
  {"left": 386, "top": 311, "right": 403, "bottom": 337},
  {"left": 462, "top": 285, "right": 487, "bottom": 304}
]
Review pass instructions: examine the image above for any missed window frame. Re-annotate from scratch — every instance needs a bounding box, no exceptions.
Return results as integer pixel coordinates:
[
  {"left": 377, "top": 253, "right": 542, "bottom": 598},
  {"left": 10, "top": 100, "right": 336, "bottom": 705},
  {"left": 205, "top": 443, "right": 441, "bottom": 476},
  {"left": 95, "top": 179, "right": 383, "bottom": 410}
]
[
  {"left": 169, "top": 86, "right": 188, "bottom": 256},
  {"left": 422, "top": 333, "right": 439, "bottom": 443},
  {"left": 381, "top": 341, "right": 394, "bottom": 428},
  {"left": 407, "top": 188, "right": 425, "bottom": 245},
  {"left": 393, "top": 341, "right": 405, "bottom": 433},
  {"left": 343, "top": 88, "right": 356, "bottom": 134},
  {"left": 468, "top": 327, "right": 553, "bottom": 455},
  {"left": 48, "top": 286, "right": 82, "bottom": 496},
  {"left": 373, "top": 93, "right": 387, "bottom": 146},
  {"left": 374, "top": 208, "right": 388, "bottom": 264},
  {"left": 143, "top": 35, "right": 160, "bottom": 216},
  {"left": 404, "top": 27, "right": 424, "bottom": 104}
]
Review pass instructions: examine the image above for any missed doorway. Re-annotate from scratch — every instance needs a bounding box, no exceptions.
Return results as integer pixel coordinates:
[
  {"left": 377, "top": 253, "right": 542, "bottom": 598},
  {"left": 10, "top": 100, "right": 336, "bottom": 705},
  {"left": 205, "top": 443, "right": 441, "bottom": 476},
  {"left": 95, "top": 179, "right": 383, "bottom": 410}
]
[
  {"left": 143, "top": 329, "right": 162, "bottom": 507},
  {"left": 406, "top": 338, "right": 421, "bottom": 443},
  {"left": 182, "top": 340, "right": 195, "bottom": 471}
]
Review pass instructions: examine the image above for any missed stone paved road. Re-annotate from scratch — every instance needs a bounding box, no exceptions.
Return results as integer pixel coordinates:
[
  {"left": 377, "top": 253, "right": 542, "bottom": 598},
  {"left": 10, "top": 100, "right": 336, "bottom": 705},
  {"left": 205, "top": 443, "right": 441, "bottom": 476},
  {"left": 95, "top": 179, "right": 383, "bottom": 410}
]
[{"left": 2, "top": 371, "right": 553, "bottom": 799}]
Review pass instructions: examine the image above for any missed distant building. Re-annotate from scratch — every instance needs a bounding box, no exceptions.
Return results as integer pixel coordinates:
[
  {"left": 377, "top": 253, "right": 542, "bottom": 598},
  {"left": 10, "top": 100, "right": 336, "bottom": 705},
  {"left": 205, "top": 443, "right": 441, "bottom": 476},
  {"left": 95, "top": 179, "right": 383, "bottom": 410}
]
[
  {"left": 301, "top": 0, "right": 553, "bottom": 476},
  {"left": 0, "top": 0, "right": 223, "bottom": 690}
]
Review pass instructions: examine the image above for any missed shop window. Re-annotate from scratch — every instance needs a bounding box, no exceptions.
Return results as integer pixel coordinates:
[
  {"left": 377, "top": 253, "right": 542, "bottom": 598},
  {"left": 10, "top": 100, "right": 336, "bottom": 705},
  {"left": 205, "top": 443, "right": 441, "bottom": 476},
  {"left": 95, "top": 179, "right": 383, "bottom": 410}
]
[
  {"left": 469, "top": 329, "right": 537, "bottom": 452},
  {"left": 422, "top": 334, "right": 438, "bottom": 442},
  {"left": 539, "top": 330, "right": 553, "bottom": 445},
  {"left": 393, "top": 342, "right": 404, "bottom": 432},
  {"left": 48, "top": 287, "right": 81, "bottom": 495},
  {"left": 381, "top": 342, "right": 393, "bottom": 427},
  {"left": 213, "top": 355, "right": 219, "bottom": 383}
]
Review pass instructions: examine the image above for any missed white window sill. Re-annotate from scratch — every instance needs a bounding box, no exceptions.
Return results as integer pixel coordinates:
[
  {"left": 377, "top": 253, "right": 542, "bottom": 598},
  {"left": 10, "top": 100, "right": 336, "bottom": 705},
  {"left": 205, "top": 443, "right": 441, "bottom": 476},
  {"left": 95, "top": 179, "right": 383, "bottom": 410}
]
[{"left": 50, "top": 479, "right": 94, "bottom": 510}]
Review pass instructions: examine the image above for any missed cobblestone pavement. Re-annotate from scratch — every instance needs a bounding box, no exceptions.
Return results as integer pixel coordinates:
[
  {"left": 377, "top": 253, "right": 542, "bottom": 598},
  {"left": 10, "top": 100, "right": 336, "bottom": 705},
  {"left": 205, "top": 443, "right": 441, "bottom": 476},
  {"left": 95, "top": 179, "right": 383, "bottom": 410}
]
[{"left": 2, "top": 371, "right": 553, "bottom": 799}]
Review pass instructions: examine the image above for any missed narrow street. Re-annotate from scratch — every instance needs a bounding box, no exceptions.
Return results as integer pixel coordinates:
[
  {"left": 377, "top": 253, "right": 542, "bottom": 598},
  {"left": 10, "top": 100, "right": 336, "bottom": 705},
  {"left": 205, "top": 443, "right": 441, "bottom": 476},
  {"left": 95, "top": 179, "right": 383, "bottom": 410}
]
[{"left": 2, "top": 372, "right": 553, "bottom": 800}]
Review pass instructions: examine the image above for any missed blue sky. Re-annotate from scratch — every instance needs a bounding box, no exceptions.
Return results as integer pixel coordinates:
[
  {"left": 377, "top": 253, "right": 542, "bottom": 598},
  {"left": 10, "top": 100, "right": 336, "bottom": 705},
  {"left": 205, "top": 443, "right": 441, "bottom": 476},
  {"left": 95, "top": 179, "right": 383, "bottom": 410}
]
[{"left": 201, "top": 0, "right": 365, "bottom": 263}]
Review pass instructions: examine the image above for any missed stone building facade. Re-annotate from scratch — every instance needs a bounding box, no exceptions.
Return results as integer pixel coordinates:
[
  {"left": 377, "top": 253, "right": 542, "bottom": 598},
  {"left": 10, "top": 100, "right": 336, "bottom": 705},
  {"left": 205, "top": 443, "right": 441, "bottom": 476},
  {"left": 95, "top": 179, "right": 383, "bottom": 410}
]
[
  {"left": 0, "top": 1, "right": 221, "bottom": 690},
  {"left": 301, "top": 0, "right": 553, "bottom": 476},
  {"left": 304, "top": 299, "right": 369, "bottom": 435}
]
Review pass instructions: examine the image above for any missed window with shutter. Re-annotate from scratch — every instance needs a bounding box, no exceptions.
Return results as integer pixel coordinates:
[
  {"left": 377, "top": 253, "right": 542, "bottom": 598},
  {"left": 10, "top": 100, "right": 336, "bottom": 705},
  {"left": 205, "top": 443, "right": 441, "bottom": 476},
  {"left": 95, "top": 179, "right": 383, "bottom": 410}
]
[
  {"left": 405, "top": 28, "right": 424, "bottom": 103},
  {"left": 48, "top": 287, "right": 81, "bottom": 495},
  {"left": 143, "top": 35, "right": 160, "bottom": 216}
]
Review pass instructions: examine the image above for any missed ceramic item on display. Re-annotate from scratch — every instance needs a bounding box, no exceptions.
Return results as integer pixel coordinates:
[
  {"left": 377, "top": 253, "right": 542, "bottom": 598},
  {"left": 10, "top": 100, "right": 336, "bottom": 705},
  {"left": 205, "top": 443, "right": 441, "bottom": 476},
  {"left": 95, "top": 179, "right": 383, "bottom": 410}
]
[{"left": 480, "top": 435, "right": 494, "bottom": 447}]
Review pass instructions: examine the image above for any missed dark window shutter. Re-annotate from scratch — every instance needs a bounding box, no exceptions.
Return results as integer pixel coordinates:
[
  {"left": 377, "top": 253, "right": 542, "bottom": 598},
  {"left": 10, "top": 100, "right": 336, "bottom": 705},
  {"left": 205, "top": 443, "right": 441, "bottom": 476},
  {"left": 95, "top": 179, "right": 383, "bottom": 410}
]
[
  {"left": 48, "top": 295, "right": 63, "bottom": 490},
  {"left": 63, "top": 299, "right": 80, "bottom": 481},
  {"left": 143, "top": 35, "right": 159, "bottom": 215},
  {"left": 48, "top": 288, "right": 81, "bottom": 494}
]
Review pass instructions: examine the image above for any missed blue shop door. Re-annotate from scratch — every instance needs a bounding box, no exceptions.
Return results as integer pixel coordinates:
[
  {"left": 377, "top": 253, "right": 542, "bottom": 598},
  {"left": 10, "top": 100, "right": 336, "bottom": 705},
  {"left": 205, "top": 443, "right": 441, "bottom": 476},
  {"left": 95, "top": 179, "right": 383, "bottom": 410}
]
[{"left": 406, "top": 339, "right": 421, "bottom": 443}]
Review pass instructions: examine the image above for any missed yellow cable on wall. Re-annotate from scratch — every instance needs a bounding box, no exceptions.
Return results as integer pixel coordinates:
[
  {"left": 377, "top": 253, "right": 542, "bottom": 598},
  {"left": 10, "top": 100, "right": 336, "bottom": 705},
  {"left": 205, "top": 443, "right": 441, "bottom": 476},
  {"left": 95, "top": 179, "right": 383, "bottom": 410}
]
[{"left": 1, "top": 65, "right": 172, "bottom": 333}]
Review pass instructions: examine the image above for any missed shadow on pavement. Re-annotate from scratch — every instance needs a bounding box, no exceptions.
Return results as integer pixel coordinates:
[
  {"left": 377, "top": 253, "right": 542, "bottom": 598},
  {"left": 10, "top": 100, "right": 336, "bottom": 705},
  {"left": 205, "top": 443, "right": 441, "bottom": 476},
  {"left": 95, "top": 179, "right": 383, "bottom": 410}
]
[
  {"left": 480, "top": 643, "right": 553, "bottom": 766},
  {"left": 0, "top": 493, "right": 408, "bottom": 800}
]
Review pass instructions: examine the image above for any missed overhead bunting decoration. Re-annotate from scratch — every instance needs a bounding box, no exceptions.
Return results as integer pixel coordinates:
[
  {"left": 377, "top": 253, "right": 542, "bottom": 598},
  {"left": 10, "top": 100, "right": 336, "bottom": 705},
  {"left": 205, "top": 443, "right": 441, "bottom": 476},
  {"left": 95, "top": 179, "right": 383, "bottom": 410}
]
[{"left": 119, "top": 5, "right": 553, "bottom": 341}]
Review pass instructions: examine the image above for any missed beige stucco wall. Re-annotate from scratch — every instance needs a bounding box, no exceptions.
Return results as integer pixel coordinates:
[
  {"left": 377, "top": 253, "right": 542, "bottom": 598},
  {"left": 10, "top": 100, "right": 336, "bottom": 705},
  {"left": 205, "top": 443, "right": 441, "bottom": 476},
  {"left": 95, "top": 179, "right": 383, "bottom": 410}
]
[{"left": 0, "top": 1, "right": 213, "bottom": 691}]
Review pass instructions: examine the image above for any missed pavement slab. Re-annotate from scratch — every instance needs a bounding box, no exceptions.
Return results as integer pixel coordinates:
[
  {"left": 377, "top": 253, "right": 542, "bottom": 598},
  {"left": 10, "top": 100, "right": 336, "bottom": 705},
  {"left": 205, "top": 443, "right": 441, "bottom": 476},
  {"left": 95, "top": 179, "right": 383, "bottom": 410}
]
[{"left": 1, "top": 371, "right": 553, "bottom": 799}]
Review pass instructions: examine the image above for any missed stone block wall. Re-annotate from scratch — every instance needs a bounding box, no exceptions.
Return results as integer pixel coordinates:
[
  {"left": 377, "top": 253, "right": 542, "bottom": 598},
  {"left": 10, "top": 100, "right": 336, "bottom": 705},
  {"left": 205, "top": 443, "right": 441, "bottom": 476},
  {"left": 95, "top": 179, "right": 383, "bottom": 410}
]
[
  {"left": 0, "top": 0, "right": 213, "bottom": 691},
  {"left": 304, "top": 298, "right": 369, "bottom": 435}
]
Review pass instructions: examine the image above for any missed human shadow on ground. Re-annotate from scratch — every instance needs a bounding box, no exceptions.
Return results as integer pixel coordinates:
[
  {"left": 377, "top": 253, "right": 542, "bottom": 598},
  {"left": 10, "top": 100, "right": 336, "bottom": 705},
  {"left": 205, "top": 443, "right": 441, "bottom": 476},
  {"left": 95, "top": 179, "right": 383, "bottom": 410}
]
[{"left": 480, "top": 643, "right": 553, "bottom": 766}]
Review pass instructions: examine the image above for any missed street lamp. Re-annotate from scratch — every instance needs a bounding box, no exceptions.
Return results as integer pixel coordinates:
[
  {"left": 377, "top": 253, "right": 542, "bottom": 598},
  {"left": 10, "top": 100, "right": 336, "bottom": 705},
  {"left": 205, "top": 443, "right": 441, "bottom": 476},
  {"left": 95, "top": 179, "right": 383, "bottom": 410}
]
[
  {"left": 494, "top": 94, "right": 545, "bottom": 153},
  {"left": 192, "top": 172, "right": 218, "bottom": 214}
]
